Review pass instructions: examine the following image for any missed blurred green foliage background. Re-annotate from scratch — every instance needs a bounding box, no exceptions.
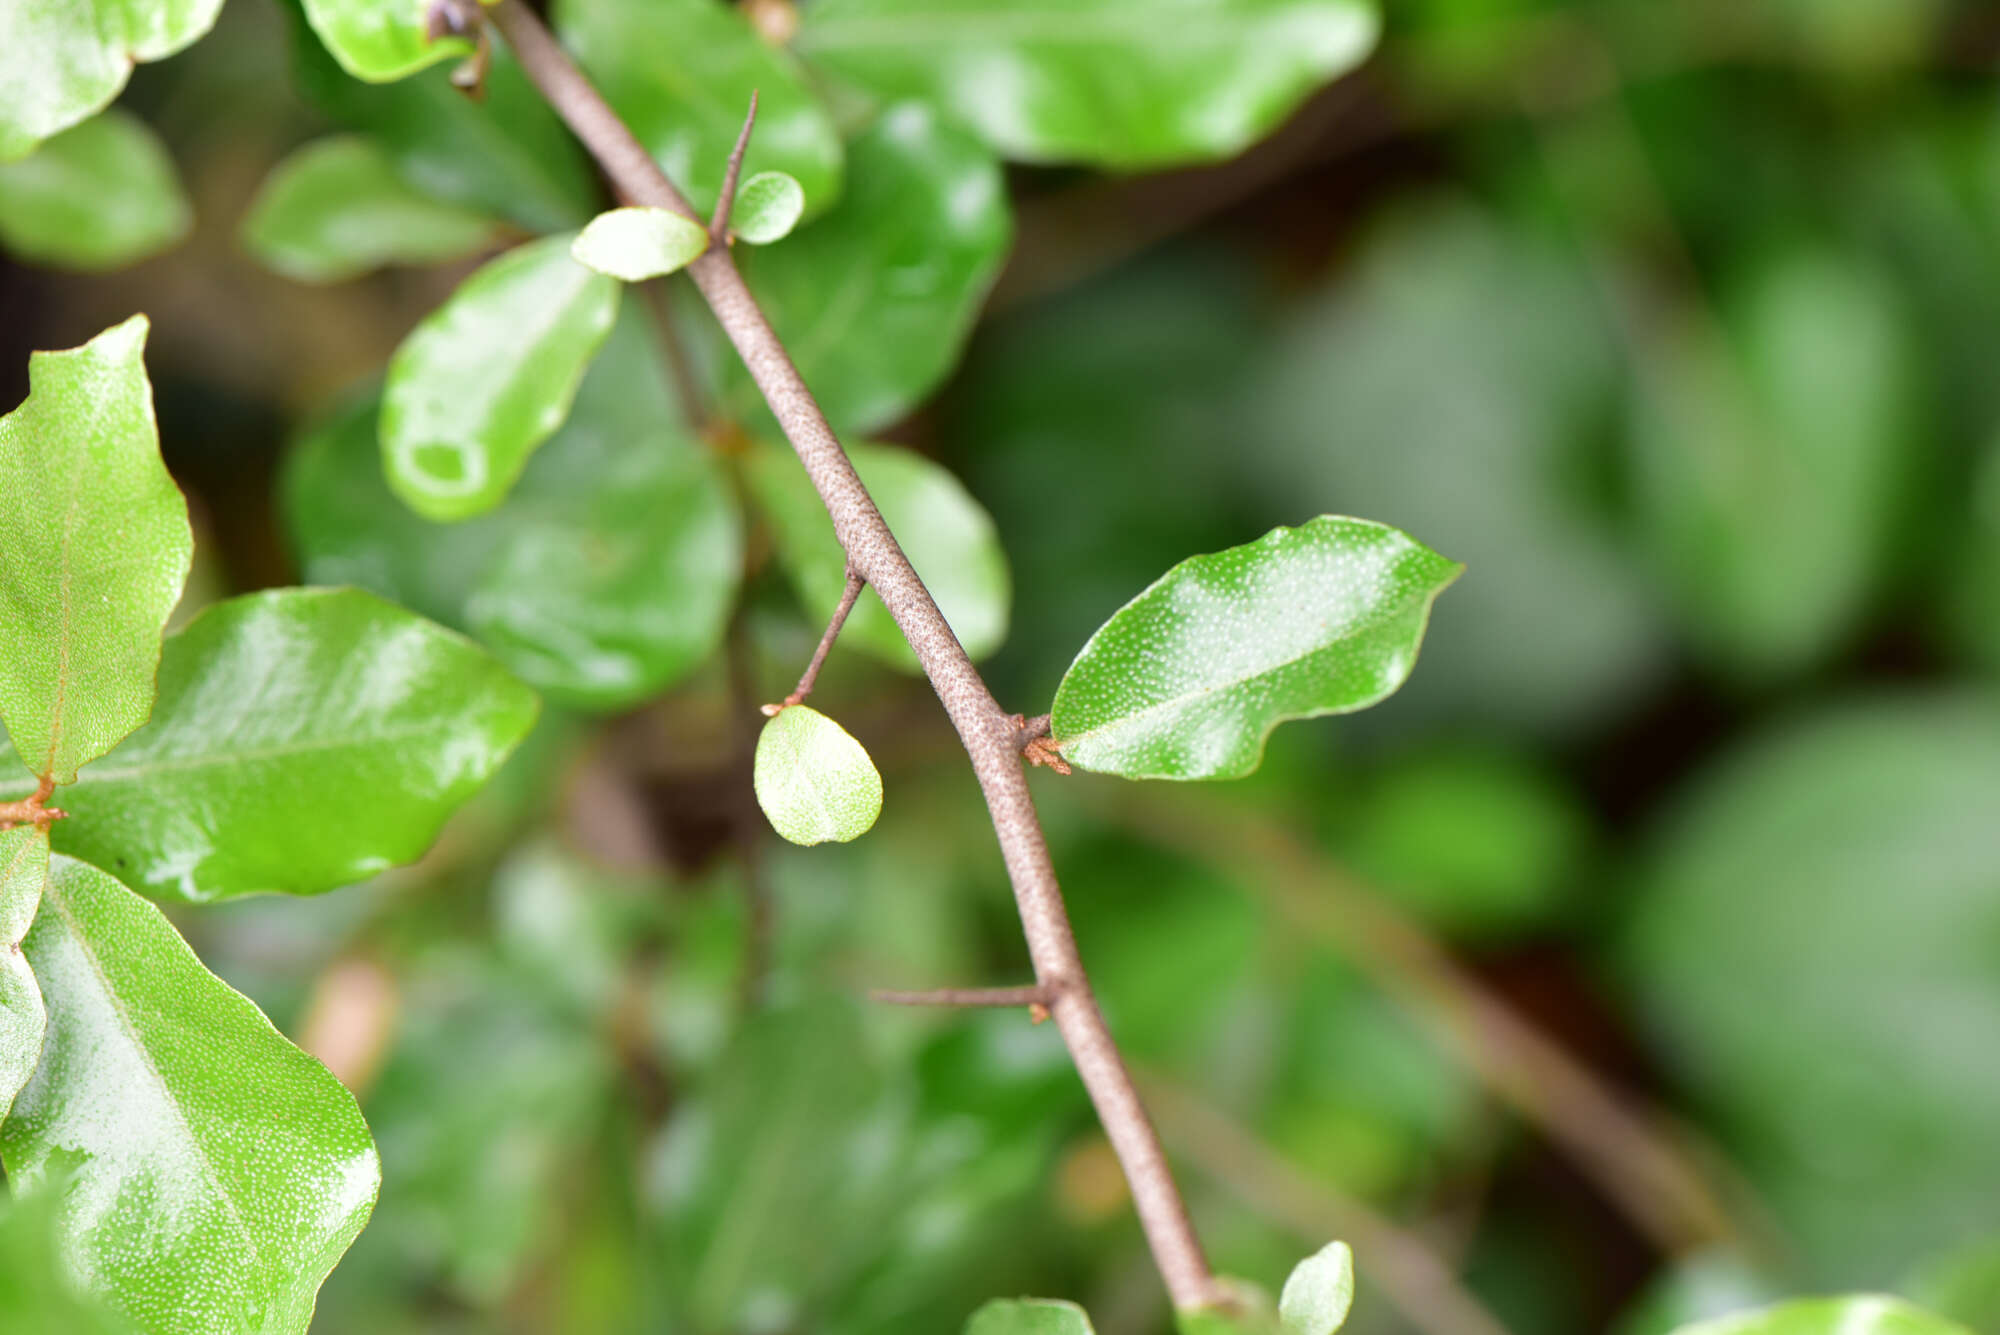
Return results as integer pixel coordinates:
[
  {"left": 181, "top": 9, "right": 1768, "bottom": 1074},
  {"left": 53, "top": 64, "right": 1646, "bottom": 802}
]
[{"left": 7, "top": 1, "right": 2000, "bottom": 1332}]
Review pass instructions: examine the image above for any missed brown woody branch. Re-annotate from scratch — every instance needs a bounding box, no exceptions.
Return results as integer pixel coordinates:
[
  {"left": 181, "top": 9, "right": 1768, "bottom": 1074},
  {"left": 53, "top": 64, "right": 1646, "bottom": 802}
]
[{"left": 484, "top": 0, "right": 1216, "bottom": 1308}]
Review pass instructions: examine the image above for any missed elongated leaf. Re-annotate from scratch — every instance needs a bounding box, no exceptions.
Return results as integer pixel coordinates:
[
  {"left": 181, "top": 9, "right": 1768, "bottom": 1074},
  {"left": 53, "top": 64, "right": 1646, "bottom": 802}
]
[
  {"left": 0, "top": 0, "right": 225, "bottom": 160},
  {"left": 0, "top": 588, "right": 539, "bottom": 903},
  {"left": 1052, "top": 517, "right": 1459, "bottom": 780},
  {"left": 0, "top": 109, "right": 189, "bottom": 270},
  {"left": 1672, "top": 1297, "right": 1972, "bottom": 1335},
  {"left": 570, "top": 206, "right": 709, "bottom": 282},
  {"left": 0, "top": 825, "right": 49, "bottom": 1119},
  {"left": 754, "top": 706, "right": 883, "bottom": 846},
  {"left": 747, "top": 439, "right": 1010, "bottom": 670},
  {"left": 797, "top": 0, "right": 1378, "bottom": 167},
  {"left": 1279, "top": 1242, "right": 1355, "bottom": 1334},
  {"left": 301, "top": 0, "right": 470, "bottom": 82},
  {"left": 966, "top": 1298, "right": 1098, "bottom": 1334},
  {"left": 554, "top": 0, "right": 842, "bottom": 219},
  {"left": 722, "top": 103, "right": 1010, "bottom": 433},
  {"left": 0, "top": 855, "right": 380, "bottom": 1335},
  {"left": 0, "top": 317, "right": 193, "bottom": 785},
  {"left": 731, "top": 171, "right": 805, "bottom": 245},
  {"left": 241, "top": 135, "right": 497, "bottom": 283},
  {"left": 381, "top": 233, "right": 619, "bottom": 521}
]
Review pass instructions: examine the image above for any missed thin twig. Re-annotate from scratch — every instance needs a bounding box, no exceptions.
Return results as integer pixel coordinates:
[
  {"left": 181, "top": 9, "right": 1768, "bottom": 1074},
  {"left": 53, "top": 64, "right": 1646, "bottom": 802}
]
[
  {"left": 637, "top": 280, "right": 710, "bottom": 432},
  {"left": 0, "top": 775, "right": 65, "bottom": 829},
  {"left": 764, "top": 568, "right": 863, "bottom": 714},
  {"left": 872, "top": 984, "right": 1054, "bottom": 1010},
  {"left": 486, "top": 0, "right": 1216, "bottom": 1307},
  {"left": 709, "top": 90, "right": 760, "bottom": 244}
]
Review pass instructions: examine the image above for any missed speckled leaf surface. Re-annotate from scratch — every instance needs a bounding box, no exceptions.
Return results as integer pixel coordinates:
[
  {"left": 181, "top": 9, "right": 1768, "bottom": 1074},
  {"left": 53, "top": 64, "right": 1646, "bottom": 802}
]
[
  {"left": 1278, "top": 1242, "right": 1355, "bottom": 1334},
  {"left": 754, "top": 706, "right": 883, "bottom": 846},
  {"left": 381, "top": 234, "right": 619, "bottom": 521},
  {"left": 0, "top": 317, "right": 193, "bottom": 786},
  {"left": 747, "top": 438, "right": 1010, "bottom": 671},
  {"left": 0, "top": 855, "right": 379, "bottom": 1335},
  {"left": 0, "top": 588, "right": 539, "bottom": 903},
  {"left": 569, "top": 206, "right": 709, "bottom": 282},
  {"left": 1673, "top": 1297, "right": 1973, "bottom": 1335},
  {"left": 0, "top": 0, "right": 224, "bottom": 160},
  {"left": 0, "top": 109, "right": 190, "bottom": 271},
  {"left": 1052, "top": 517, "right": 1459, "bottom": 779},
  {"left": 300, "top": 0, "right": 470, "bottom": 82},
  {"left": 966, "top": 1298, "right": 1098, "bottom": 1334},
  {"left": 797, "top": 0, "right": 1378, "bottom": 167},
  {"left": 241, "top": 135, "right": 496, "bottom": 283},
  {"left": 0, "top": 825, "right": 50, "bottom": 1120},
  {"left": 722, "top": 103, "right": 1009, "bottom": 433},
  {"left": 731, "top": 171, "right": 805, "bottom": 245},
  {"left": 554, "top": 0, "right": 842, "bottom": 219}
]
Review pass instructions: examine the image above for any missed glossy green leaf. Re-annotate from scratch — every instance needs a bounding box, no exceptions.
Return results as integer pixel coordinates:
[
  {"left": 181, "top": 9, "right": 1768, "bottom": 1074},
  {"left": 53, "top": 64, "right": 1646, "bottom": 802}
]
[
  {"left": 0, "top": 0, "right": 224, "bottom": 160},
  {"left": 747, "top": 438, "right": 1010, "bottom": 671},
  {"left": 0, "top": 588, "right": 539, "bottom": 903},
  {"left": 300, "top": 0, "right": 470, "bottom": 82},
  {"left": 1670, "top": 1297, "right": 1972, "bottom": 1335},
  {"left": 966, "top": 1298, "right": 1098, "bottom": 1334},
  {"left": 1051, "top": 517, "right": 1459, "bottom": 780},
  {"left": 731, "top": 171, "right": 805, "bottom": 245},
  {"left": 381, "top": 233, "right": 619, "bottom": 521},
  {"left": 0, "top": 316, "right": 193, "bottom": 785},
  {"left": 0, "top": 109, "right": 190, "bottom": 270},
  {"left": 754, "top": 706, "right": 884, "bottom": 846},
  {"left": 722, "top": 103, "right": 1009, "bottom": 433},
  {"left": 287, "top": 311, "right": 741, "bottom": 709},
  {"left": 0, "top": 855, "right": 379, "bottom": 1334},
  {"left": 240, "top": 134, "right": 497, "bottom": 283},
  {"left": 0, "top": 825, "right": 49, "bottom": 1120},
  {"left": 797, "top": 0, "right": 1378, "bottom": 167},
  {"left": 554, "top": 0, "right": 842, "bottom": 219},
  {"left": 569, "top": 206, "right": 709, "bottom": 282},
  {"left": 1279, "top": 1242, "right": 1355, "bottom": 1334}
]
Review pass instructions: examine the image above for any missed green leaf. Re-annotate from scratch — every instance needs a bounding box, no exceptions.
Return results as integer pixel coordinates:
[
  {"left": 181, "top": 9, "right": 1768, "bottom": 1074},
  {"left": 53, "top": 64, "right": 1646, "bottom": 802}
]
[
  {"left": 746, "top": 439, "right": 1010, "bottom": 671},
  {"left": 569, "top": 206, "right": 709, "bottom": 282},
  {"left": 0, "top": 316, "right": 193, "bottom": 785},
  {"left": 797, "top": 0, "right": 1378, "bottom": 167},
  {"left": 0, "top": 825, "right": 49, "bottom": 1120},
  {"left": 731, "top": 171, "right": 805, "bottom": 245},
  {"left": 287, "top": 310, "right": 741, "bottom": 709},
  {"left": 0, "top": 855, "right": 380, "bottom": 1335},
  {"left": 1669, "top": 1297, "right": 1973, "bottom": 1335},
  {"left": 241, "top": 134, "right": 497, "bottom": 283},
  {"left": 0, "top": 109, "right": 190, "bottom": 270},
  {"left": 381, "top": 233, "right": 620, "bottom": 521},
  {"left": 1279, "top": 1242, "right": 1355, "bottom": 1334},
  {"left": 0, "top": 588, "right": 539, "bottom": 903},
  {"left": 300, "top": 0, "right": 470, "bottom": 82},
  {"left": 554, "top": 0, "right": 842, "bottom": 219},
  {"left": 966, "top": 1298, "right": 1098, "bottom": 1334},
  {"left": 754, "top": 706, "right": 883, "bottom": 846},
  {"left": 0, "top": 1190, "right": 140, "bottom": 1334},
  {"left": 1051, "top": 517, "right": 1459, "bottom": 780},
  {"left": 0, "top": 0, "right": 225, "bottom": 160},
  {"left": 721, "top": 103, "right": 1010, "bottom": 433}
]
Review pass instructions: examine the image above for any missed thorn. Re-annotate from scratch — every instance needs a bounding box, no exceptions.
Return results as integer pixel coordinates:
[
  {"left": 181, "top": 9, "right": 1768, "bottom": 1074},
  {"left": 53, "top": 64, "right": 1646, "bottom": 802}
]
[{"left": 709, "top": 90, "right": 761, "bottom": 243}]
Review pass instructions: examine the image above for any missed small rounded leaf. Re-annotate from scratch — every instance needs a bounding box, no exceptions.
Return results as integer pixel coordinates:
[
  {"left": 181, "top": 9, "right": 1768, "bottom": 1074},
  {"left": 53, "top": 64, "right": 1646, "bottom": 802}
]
[
  {"left": 753, "top": 705, "right": 882, "bottom": 846},
  {"left": 966, "top": 1298, "right": 1098, "bottom": 1334},
  {"left": 731, "top": 171, "right": 805, "bottom": 244},
  {"left": 570, "top": 206, "right": 710, "bottom": 281},
  {"left": 0, "top": 109, "right": 190, "bottom": 270},
  {"left": 301, "top": 0, "right": 471, "bottom": 82},
  {"left": 1278, "top": 1242, "right": 1355, "bottom": 1335},
  {"left": 1672, "top": 1296, "right": 1974, "bottom": 1335}
]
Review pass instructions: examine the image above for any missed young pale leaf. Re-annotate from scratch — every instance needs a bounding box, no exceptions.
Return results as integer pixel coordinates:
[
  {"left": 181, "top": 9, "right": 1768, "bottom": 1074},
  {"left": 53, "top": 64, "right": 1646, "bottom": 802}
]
[
  {"left": 746, "top": 438, "right": 1010, "bottom": 671},
  {"left": 0, "top": 108, "right": 190, "bottom": 270},
  {"left": 730, "top": 171, "right": 805, "bottom": 244},
  {"left": 966, "top": 1298, "right": 1098, "bottom": 1334},
  {"left": 0, "top": 588, "right": 539, "bottom": 903},
  {"left": 0, "top": 317, "right": 193, "bottom": 785},
  {"left": 0, "top": 855, "right": 380, "bottom": 1335},
  {"left": 754, "top": 706, "right": 883, "bottom": 846},
  {"left": 553, "top": 0, "right": 842, "bottom": 219},
  {"left": 1278, "top": 1243, "right": 1355, "bottom": 1335},
  {"left": 300, "top": 0, "right": 471, "bottom": 82},
  {"left": 0, "top": 826, "right": 50, "bottom": 1120},
  {"left": 0, "top": 0, "right": 225, "bottom": 160},
  {"left": 722, "top": 102, "right": 1009, "bottom": 433},
  {"left": 381, "top": 233, "right": 619, "bottom": 521},
  {"left": 1671, "top": 1297, "right": 1973, "bottom": 1335},
  {"left": 569, "top": 206, "right": 710, "bottom": 282},
  {"left": 241, "top": 135, "right": 496, "bottom": 283},
  {"left": 1052, "top": 517, "right": 1459, "bottom": 780},
  {"left": 797, "top": 0, "right": 1377, "bottom": 168}
]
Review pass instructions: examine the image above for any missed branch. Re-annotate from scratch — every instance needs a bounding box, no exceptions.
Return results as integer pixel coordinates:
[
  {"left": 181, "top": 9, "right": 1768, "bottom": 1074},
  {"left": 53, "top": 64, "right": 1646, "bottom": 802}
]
[
  {"left": 709, "top": 91, "right": 759, "bottom": 244},
  {"left": 0, "top": 775, "right": 65, "bottom": 829},
  {"left": 872, "top": 984, "right": 1054, "bottom": 1012},
  {"left": 484, "top": 0, "right": 1217, "bottom": 1308},
  {"left": 763, "top": 568, "right": 863, "bottom": 714}
]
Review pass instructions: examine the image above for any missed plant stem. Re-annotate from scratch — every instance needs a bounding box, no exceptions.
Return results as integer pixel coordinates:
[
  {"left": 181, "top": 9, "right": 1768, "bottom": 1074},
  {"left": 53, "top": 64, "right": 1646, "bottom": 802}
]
[
  {"left": 485, "top": 0, "right": 1217, "bottom": 1308},
  {"left": 766, "top": 569, "right": 863, "bottom": 712},
  {"left": 709, "top": 91, "right": 759, "bottom": 243},
  {"left": 872, "top": 984, "right": 1053, "bottom": 1009}
]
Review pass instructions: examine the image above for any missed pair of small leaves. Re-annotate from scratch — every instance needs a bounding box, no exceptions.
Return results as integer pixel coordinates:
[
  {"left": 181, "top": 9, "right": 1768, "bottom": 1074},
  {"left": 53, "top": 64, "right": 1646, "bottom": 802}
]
[
  {"left": 968, "top": 1242, "right": 1355, "bottom": 1335},
  {"left": 567, "top": 172, "right": 803, "bottom": 280},
  {"left": 754, "top": 706, "right": 883, "bottom": 847},
  {"left": 0, "top": 108, "right": 190, "bottom": 271}
]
